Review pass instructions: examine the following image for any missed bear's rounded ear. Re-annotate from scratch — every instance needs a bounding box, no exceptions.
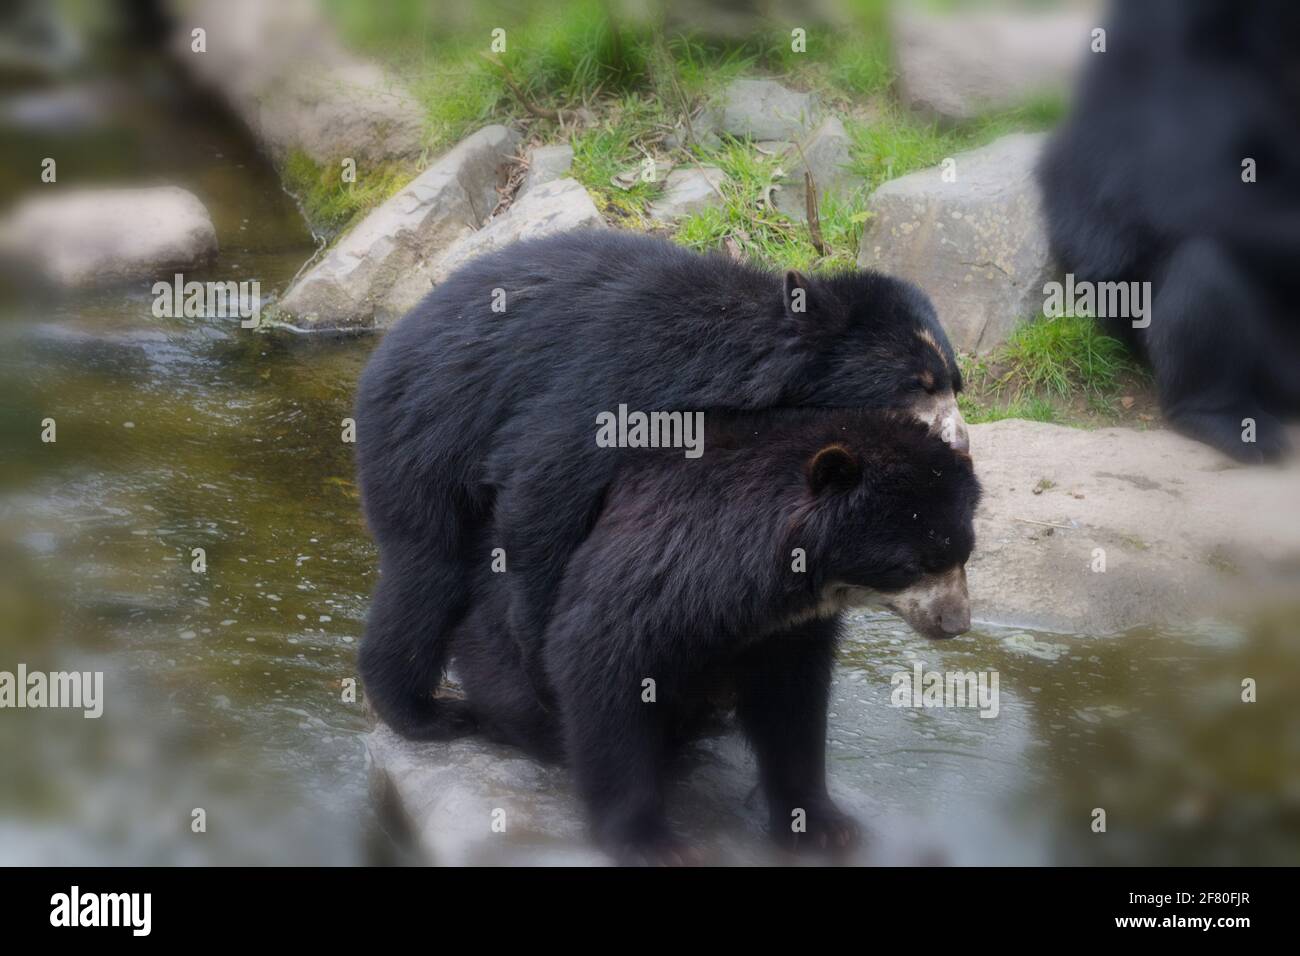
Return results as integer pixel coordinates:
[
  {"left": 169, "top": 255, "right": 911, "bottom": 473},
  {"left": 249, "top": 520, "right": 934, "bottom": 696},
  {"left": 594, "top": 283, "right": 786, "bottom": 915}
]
[
  {"left": 806, "top": 442, "right": 860, "bottom": 494},
  {"left": 783, "top": 270, "right": 813, "bottom": 319}
]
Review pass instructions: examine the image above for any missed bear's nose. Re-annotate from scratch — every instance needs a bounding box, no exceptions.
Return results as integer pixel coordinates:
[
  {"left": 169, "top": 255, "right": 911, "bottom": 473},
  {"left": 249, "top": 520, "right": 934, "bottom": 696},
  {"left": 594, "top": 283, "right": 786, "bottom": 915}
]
[{"left": 939, "top": 604, "right": 970, "bottom": 636}]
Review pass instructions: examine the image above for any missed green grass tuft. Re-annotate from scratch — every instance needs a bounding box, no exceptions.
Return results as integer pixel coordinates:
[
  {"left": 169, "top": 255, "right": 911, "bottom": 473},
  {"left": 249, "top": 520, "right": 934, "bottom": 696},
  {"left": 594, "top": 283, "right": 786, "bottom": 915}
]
[{"left": 997, "top": 313, "right": 1146, "bottom": 400}]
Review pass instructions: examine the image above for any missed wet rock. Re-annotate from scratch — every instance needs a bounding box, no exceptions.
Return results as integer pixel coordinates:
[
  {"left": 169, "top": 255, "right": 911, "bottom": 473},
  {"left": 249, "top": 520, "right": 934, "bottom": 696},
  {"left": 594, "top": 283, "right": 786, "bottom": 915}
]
[
  {"left": 773, "top": 116, "right": 861, "bottom": 221},
  {"left": 517, "top": 145, "right": 573, "bottom": 199},
  {"left": 968, "top": 419, "right": 1300, "bottom": 635},
  {"left": 647, "top": 167, "right": 727, "bottom": 222},
  {"left": 857, "top": 132, "right": 1054, "bottom": 353},
  {"left": 368, "top": 725, "right": 606, "bottom": 866},
  {"left": 702, "top": 78, "right": 820, "bottom": 142},
  {"left": 368, "top": 722, "right": 880, "bottom": 866},
  {"left": 0, "top": 186, "right": 217, "bottom": 287},
  {"left": 276, "top": 125, "right": 520, "bottom": 330},
  {"left": 893, "top": 4, "right": 1096, "bottom": 123},
  {"left": 167, "top": 0, "right": 425, "bottom": 166}
]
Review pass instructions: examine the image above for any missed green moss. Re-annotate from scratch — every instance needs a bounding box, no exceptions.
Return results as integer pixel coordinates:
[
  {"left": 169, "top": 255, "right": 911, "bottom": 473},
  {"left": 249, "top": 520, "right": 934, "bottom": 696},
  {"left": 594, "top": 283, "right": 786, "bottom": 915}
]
[{"left": 281, "top": 151, "right": 413, "bottom": 238}]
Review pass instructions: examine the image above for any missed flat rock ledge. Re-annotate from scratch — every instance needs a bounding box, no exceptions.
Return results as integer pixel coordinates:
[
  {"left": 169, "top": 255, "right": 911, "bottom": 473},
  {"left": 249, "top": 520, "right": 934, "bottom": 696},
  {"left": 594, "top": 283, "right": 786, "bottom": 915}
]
[{"left": 967, "top": 419, "right": 1300, "bottom": 635}]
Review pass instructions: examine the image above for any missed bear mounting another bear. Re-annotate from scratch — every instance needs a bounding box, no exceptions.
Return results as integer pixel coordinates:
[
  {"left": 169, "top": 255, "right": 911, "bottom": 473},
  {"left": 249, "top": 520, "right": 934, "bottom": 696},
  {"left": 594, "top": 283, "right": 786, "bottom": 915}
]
[{"left": 354, "top": 229, "right": 971, "bottom": 744}]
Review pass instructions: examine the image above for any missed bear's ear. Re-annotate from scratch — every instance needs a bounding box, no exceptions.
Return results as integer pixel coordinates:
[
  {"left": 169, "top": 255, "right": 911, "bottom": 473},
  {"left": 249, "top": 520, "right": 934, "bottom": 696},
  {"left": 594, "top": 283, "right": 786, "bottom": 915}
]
[
  {"left": 783, "top": 270, "right": 814, "bottom": 320},
  {"left": 806, "top": 443, "right": 860, "bottom": 494}
]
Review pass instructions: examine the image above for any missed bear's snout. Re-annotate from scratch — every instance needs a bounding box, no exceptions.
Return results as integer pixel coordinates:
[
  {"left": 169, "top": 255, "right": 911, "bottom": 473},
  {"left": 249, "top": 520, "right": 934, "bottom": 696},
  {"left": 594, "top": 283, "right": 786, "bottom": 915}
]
[{"left": 885, "top": 565, "right": 971, "bottom": 640}]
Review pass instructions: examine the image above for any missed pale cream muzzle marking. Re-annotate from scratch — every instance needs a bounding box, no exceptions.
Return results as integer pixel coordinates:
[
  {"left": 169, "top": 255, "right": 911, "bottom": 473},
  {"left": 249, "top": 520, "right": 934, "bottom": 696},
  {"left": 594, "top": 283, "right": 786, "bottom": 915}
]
[{"left": 832, "top": 565, "right": 971, "bottom": 640}]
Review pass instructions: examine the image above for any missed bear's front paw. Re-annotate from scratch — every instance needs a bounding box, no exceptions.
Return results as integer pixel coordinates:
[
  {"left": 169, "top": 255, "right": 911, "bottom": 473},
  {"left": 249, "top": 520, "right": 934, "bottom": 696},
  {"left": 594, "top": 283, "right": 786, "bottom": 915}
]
[{"left": 772, "top": 797, "right": 861, "bottom": 855}]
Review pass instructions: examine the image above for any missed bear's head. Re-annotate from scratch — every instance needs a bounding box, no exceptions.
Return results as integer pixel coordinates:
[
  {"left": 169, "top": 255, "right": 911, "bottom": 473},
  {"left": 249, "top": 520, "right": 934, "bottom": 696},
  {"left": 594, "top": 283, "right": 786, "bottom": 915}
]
[
  {"left": 790, "top": 412, "right": 980, "bottom": 640},
  {"left": 780, "top": 270, "right": 969, "bottom": 455}
]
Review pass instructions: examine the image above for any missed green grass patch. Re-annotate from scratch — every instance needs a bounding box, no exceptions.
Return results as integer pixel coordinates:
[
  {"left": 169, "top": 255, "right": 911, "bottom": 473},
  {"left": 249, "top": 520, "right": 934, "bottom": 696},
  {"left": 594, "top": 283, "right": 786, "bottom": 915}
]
[
  {"left": 959, "top": 393, "right": 1058, "bottom": 426},
  {"left": 569, "top": 93, "right": 673, "bottom": 221},
  {"left": 670, "top": 137, "right": 870, "bottom": 272},
  {"left": 997, "top": 314, "right": 1146, "bottom": 400},
  {"left": 956, "top": 314, "right": 1151, "bottom": 427},
  {"left": 846, "top": 94, "right": 1065, "bottom": 190}
]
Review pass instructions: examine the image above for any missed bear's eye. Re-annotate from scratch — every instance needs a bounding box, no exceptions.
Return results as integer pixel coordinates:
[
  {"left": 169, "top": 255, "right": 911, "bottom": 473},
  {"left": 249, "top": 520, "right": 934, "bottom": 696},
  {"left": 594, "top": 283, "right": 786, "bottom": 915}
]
[{"left": 912, "top": 376, "right": 938, "bottom": 396}]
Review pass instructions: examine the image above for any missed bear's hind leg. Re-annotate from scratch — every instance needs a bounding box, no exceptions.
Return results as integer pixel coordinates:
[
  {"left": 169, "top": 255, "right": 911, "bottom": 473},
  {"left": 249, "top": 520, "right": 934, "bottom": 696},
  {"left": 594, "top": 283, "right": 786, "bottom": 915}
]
[{"left": 358, "top": 537, "right": 476, "bottom": 741}]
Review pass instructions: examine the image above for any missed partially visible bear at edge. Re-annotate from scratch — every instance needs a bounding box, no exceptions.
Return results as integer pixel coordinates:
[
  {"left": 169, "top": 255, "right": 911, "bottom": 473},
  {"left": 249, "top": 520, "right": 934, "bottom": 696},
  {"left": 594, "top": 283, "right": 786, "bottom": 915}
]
[{"left": 1039, "top": 0, "right": 1300, "bottom": 462}]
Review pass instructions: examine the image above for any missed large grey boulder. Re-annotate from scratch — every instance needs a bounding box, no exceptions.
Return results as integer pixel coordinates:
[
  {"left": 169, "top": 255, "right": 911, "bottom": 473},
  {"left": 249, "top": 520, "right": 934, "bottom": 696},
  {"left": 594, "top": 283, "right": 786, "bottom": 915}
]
[
  {"left": 276, "top": 125, "right": 520, "bottom": 330},
  {"left": 167, "top": 0, "right": 425, "bottom": 166},
  {"left": 647, "top": 167, "right": 726, "bottom": 222},
  {"left": 968, "top": 419, "right": 1300, "bottom": 635},
  {"left": 0, "top": 186, "right": 217, "bottom": 287},
  {"left": 857, "top": 132, "right": 1054, "bottom": 353},
  {"left": 702, "top": 78, "right": 821, "bottom": 142},
  {"left": 773, "top": 116, "right": 861, "bottom": 221},
  {"left": 893, "top": 4, "right": 1096, "bottom": 123}
]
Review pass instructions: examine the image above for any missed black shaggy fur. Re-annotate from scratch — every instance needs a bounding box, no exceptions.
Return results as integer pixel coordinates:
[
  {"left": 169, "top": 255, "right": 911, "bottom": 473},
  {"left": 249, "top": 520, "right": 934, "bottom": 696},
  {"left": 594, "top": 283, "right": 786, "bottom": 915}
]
[
  {"left": 354, "top": 229, "right": 963, "bottom": 740},
  {"left": 449, "top": 409, "right": 981, "bottom": 860},
  {"left": 1038, "top": 0, "right": 1300, "bottom": 462}
]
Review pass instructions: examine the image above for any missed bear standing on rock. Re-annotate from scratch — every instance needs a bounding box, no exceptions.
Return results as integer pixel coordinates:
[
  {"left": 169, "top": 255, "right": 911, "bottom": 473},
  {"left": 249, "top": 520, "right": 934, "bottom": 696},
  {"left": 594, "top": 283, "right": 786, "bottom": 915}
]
[
  {"left": 450, "top": 409, "right": 980, "bottom": 862},
  {"left": 354, "top": 229, "right": 970, "bottom": 741}
]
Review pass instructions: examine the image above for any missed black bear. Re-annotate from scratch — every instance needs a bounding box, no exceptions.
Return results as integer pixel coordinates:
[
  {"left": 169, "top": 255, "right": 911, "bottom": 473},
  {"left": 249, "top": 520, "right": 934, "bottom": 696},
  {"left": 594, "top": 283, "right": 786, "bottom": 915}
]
[
  {"left": 355, "top": 228, "right": 968, "bottom": 741},
  {"left": 448, "top": 408, "right": 980, "bottom": 861},
  {"left": 1038, "top": 0, "right": 1300, "bottom": 462}
]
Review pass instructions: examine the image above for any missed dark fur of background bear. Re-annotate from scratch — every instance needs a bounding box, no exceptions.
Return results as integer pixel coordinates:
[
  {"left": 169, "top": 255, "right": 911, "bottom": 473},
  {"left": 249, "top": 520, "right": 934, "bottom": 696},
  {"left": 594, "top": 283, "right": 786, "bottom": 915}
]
[
  {"left": 448, "top": 408, "right": 980, "bottom": 861},
  {"left": 354, "top": 229, "right": 967, "bottom": 742},
  {"left": 1038, "top": 0, "right": 1300, "bottom": 462}
]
